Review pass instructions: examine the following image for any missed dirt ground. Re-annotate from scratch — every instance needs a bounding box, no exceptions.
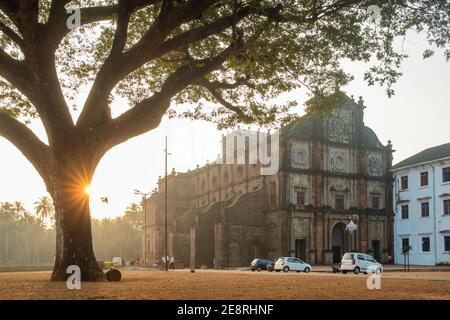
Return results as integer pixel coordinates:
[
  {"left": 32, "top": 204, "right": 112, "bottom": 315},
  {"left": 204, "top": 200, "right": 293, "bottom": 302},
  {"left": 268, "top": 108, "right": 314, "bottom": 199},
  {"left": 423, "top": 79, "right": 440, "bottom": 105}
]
[{"left": 0, "top": 269, "right": 449, "bottom": 300}]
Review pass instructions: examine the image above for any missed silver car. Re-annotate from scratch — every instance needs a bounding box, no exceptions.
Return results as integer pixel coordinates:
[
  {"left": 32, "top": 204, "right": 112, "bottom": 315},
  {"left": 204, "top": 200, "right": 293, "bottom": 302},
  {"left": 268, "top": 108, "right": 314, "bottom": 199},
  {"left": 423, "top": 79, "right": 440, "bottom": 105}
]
[{"left": 340, "top": 252, "right": 383, "bottom": 275}]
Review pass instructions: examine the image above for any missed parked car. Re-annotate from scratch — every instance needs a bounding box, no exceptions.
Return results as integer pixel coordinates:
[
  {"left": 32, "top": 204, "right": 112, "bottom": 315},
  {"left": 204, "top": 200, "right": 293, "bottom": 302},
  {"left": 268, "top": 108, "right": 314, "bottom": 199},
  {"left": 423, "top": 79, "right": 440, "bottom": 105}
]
[
  {"left": 250, "top": 258, "right": 274, "bottom": 272},
  {"left": 112, "top": 257, "right": 123, "bottom": 267},
  {"left": 274, "top": 257, "right": 311, "bottom": 273},
  {"left": 340, "top": 252, "right": 383, "bottom": 274}
]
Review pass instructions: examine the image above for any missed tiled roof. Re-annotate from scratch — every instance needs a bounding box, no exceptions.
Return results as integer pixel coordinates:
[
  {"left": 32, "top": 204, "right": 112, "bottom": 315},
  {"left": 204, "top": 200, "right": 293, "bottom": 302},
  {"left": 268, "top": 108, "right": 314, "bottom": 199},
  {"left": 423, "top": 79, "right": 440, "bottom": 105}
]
[{"left": 392, "top": 143, "right": 450, "bottom": 169}]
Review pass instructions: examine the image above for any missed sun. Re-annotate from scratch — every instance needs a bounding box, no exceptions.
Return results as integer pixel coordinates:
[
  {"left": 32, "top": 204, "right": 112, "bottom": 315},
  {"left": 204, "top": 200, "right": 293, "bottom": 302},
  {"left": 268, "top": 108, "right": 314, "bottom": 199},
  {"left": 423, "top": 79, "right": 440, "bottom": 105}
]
[{"left": 85, "top": 185, "right": 92, "bottom": 196}]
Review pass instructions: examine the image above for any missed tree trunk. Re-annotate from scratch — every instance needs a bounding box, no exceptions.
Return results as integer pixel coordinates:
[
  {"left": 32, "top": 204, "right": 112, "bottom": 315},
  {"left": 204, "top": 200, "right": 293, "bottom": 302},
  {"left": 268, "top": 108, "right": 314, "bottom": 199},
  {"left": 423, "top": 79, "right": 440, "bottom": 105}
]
[{"left": 48, "top": 151, "right": 104, "bottom": 282}]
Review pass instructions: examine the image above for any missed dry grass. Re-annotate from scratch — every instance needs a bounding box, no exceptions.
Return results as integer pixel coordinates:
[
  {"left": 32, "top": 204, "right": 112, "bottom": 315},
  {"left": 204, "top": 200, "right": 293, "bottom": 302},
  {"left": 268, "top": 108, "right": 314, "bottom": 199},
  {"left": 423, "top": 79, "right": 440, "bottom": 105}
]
[{"left": 0, "top": 269, "right": 449, "bottom": 300}]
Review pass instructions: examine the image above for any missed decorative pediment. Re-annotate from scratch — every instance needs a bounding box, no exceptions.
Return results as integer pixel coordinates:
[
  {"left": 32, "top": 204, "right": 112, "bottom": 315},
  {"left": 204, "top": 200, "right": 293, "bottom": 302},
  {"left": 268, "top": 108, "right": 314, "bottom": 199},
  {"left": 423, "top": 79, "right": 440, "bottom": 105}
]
[{"left": 329, "top": 186, "right": 350, "bottom": 193}]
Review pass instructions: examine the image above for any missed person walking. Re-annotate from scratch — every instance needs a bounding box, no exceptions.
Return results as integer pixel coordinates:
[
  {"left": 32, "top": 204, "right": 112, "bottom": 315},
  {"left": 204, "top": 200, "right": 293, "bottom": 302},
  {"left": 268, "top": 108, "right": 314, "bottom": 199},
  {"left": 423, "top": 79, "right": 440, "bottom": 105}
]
[
  {"left": 169, "top": 256, "right": 175, "bottom": 270},
  {"left": 161, "top": 256, "right": 166, "bottom": 270}
]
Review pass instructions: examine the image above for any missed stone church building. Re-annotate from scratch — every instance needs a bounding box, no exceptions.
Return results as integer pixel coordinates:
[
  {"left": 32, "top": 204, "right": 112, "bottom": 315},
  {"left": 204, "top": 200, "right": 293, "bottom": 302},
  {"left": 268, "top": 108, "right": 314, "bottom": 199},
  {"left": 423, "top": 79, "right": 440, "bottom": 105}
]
[{"left": 143, "top": 94, "right": 394, "bottom": 268}]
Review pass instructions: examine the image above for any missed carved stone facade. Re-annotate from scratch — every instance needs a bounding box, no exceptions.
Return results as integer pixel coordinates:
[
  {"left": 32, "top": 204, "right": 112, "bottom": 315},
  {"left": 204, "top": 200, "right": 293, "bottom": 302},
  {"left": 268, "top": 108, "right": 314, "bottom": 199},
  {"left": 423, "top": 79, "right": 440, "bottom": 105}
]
[{"left": 144, "top": 94, "right": 394, "bottom": 267}]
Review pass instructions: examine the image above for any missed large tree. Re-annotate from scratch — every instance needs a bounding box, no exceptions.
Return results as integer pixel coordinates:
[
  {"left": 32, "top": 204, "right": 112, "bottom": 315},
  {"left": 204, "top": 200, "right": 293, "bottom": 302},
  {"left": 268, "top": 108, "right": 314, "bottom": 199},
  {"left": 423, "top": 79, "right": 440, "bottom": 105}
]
[{"left": 0, "top": 0, "right": 448, "bottom": 281}]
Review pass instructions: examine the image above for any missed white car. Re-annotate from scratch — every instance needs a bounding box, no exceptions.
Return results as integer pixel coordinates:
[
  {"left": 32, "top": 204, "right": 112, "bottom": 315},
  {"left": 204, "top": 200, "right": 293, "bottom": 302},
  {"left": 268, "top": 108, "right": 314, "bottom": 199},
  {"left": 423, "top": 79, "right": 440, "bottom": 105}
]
[
  {"left": 340, "top": 252, "right": 383, "bottom": 275},
  {"left": 274, "top": 257, "right": 311, "bottom": 273},
  {"left": 112, "top": 257, "right": 123, "bottom": 267}
]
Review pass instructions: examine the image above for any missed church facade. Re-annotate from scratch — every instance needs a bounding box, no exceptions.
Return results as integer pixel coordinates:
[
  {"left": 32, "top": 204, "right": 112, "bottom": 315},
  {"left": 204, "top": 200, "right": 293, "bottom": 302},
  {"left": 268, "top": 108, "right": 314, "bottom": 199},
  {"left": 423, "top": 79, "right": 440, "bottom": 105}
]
[{"left": 143, "top": 94, "right": 394, "bottom": 268}]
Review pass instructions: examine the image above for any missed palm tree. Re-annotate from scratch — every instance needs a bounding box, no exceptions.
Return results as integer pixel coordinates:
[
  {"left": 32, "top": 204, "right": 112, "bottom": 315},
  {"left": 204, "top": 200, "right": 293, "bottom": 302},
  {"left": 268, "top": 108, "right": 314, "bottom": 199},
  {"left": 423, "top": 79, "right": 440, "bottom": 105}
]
[
  {"left": 12, "top": 201, "right": 29, "bottom": 220},
  {"left": 0, "top": 202, "right": 15, "bottom": 263},
  {"left": 34, "top": 196, "right": 55, "bottom": 222}
]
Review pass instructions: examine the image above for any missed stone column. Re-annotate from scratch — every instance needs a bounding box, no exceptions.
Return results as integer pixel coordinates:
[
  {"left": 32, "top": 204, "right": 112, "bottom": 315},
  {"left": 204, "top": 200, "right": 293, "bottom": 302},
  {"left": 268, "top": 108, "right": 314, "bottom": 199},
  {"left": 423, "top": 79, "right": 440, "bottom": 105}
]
[
  {"left": 324, "top": 214, "right": 329, "bottom": 250},
  {"left": 214, "top": 223, "right": 224, "bottom": 269},
  {"left": 190, "top": 227, "right": 196, "bottom": 269},
  {"left": 315, "top": 212, "right": 324, "bottom": 264},
  {"left": 367, "top": 217, "right": 371, "bottom": 253},
  {"left": 308, "top": 213, "right": 315, "bottom": 264},
  {"left": 359, "top": 216, "right": 368, "bottom": 253}
]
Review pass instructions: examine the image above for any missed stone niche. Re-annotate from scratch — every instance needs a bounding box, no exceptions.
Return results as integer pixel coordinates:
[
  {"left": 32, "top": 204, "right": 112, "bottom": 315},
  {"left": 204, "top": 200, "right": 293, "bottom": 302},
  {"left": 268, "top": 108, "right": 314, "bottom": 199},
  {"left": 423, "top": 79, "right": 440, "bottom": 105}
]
[{"left": 291, "top": 140, "right": 310, "bottom": 169}]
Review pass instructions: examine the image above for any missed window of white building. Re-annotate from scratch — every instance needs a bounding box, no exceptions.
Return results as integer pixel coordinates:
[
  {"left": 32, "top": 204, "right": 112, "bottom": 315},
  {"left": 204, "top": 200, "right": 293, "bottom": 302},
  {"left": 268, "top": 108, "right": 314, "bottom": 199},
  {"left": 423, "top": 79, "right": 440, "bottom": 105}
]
[
  {"left": 401, "top": 205, "right": 409, "bottom": 219},
  {"left": 445, "top": 236, "right": 450, "bottom": 252},
  {"left": 421, "top": 237, "right": 430, "bottom": 252},
  {"left": 402, "top": 238, "right": 410, "bottom": 253},
  {"left": 401, "top": 176, "right": 408, "bottom": 190},
  {"left": 444, "top": 199, "right": 450, "bottom": 216},
  {"left": 420, "top": 172, "right": 428, "bottom": 186},
  {"left": 443, "top": 167, "right": 450, "bottom": 183},
  {"left": 421, "top": 202, "right": 430, "bottom": 217}
]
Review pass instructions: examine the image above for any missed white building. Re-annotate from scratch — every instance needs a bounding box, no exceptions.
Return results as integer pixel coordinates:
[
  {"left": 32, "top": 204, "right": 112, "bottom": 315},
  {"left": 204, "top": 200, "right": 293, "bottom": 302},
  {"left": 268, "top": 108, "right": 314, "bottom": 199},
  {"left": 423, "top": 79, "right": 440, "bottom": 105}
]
[{"left": 392, "top": 143, "right": 450, "bottom": 265}]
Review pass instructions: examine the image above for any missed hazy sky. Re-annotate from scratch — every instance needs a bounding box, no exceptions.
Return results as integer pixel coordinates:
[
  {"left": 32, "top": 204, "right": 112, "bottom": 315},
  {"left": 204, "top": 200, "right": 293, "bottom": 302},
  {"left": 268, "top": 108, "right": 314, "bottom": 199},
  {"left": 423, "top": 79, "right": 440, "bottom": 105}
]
[{"left": 1, "top": 33, "right": 449, "bottom": 219}]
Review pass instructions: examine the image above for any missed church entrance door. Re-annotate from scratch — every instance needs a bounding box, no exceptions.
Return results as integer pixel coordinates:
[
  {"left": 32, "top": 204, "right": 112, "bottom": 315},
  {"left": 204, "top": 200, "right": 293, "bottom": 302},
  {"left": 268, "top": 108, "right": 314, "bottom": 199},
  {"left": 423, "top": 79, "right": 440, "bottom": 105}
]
[
  {"left": 295, "top": 239, "right": 307, "bottom": 261},
  {"left": 332, "top": 224, "right": 346, "bottom": 263}
]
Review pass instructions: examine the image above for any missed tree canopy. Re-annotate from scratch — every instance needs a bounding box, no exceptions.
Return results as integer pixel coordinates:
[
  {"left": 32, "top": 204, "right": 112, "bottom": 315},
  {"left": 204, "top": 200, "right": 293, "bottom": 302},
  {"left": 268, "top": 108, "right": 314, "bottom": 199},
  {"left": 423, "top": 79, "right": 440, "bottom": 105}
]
[{"left": 1, "top": 1, "right": 449, "bottom": 146}]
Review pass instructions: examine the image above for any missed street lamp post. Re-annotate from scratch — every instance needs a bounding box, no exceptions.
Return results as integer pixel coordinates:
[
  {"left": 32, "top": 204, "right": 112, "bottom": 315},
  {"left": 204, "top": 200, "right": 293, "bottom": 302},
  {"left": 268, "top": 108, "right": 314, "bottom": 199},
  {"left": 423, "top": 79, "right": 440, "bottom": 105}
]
[
  {"left": 134, "top": 189, "right": 151, "bottom": 266},
  {"left": 164, "top": 135, "right": 169, "bottom": 272},
  {"left": 345, "top": 218, "right": 358, "bottom": 251}
]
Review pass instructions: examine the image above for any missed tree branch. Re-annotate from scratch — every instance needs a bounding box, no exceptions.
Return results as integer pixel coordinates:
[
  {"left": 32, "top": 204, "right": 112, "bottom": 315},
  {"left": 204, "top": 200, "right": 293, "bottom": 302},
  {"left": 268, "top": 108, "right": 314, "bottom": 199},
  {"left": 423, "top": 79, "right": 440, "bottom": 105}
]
[
  {"left": 0, "top": 20, "right": 24, "bottom": 51},
  {"left": 0, "top": 112, "right": 49, "bottom": 179},
  {"left": 98, "top": 42, "right": 243, "bottom": 148},
  {"left": 0, "top": 0, "right": 20, "bottom": 30},
  {"left": 196, "top": 78, "right": 253, "bottom": 122},
  {"left": 0, "top": 50, "right": 30, "bottom": 96},
  {"left": 17, "top": 0, "right": 39, "bottom": 45},
  {"left": 73, "top": 0, "right": 136, "bottom": 129},
  {"left": 109, "top": 0, "right": 131, "bottom": 57},
  {"left": 156, "top": 6, "right": 252, "bottom": 58},
  {"left": 0, "top": 49, "right": 73, "bottom": 144},
  {"left": 46, "top": 0, "right": 159, "bottom": 49},
  {"left": 76, "top": 0, "right": 219, "bottom": 129}
]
